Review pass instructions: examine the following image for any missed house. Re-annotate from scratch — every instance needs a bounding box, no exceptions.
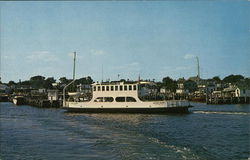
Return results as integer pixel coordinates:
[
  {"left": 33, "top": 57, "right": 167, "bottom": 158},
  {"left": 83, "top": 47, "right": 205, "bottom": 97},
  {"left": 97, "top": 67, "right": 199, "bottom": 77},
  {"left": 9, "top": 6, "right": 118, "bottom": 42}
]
[
  {"left": 222, "top": 85, "right": 237, "bottom": 97},
  {"left": 176, "top": 79, "right": 189, "bottom": 95},
  {"left": 160, "top": 87, "right": 174, "bottom": 99},
  {"left": 0, "top": 84, "right": 10, "bottom": 94},
  {"left": 212, "top": 90, "right": 223, "bottom": 98},
  {"left": 138, "top": 81, "right": 158, "bottom": 97},
  {"left": 206, "top": 82, "right": 217, "bottom": 93},
  {"left": 77, "top": 84, "right": 92, "bottom": 94},
  {"left": 48, "top": 90, "right": 59, "bottom": 101},
  {"left": 235, "top": 87, "right": 250, "bottom": 97},
  {"left": 160, "top": 88, "right": 172, "bottom": 94},
  {"left": 221, "top": 84, "right": 250, "bottom": 98}
]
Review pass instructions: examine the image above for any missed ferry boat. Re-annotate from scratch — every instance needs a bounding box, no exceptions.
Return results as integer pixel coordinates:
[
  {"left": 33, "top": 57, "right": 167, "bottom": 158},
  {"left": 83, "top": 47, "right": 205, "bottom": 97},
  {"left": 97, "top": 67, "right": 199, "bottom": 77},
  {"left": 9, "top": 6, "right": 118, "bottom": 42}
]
[{"left": 63, "top": 81, "right": 192, "bottom": 113}]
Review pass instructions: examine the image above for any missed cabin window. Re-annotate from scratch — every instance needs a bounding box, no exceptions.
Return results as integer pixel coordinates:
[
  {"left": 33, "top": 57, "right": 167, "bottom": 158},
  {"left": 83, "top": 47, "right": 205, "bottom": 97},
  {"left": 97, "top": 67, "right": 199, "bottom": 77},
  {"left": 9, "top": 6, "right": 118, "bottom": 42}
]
[
  {"left": 98, "top": 86, "right": 101, "bottom": 91},
  {"left": 111, "top": 86, "right": 114, "bottom": 91},
  {"left": 116, "top": 97, "right": 125, "bottom": 102},
  {"left": 106, "top": 86, "right": 109, "bottom": 91},
  {"left": 94, "top": 97, "right": 103, "bottom": 102},
  {"left": 129, "top": 85, "right": 132, "bottom": 91},
  {"left": 126, "top": 97, "right": 136, "bottom": 102},
  {"left": 115, "top": 86, "right": 118, "bottom": 91},
  {"left": 124, "top": 85, "right": 127, "bottom": 91},
  {"left": 120, "top": 85, "right": 123, "bottom": 91},
  {"left": 93, "top": 86, "right": 96, "bottom": 91},
  {"left": 104, "top": 97, "right": 114, "bottom": 102},
  {"left": 102, "top": 86, "right": 105, "bottom": 91},
  {"left": 133, "top": 85, "right": 136, "bottom": 90}
]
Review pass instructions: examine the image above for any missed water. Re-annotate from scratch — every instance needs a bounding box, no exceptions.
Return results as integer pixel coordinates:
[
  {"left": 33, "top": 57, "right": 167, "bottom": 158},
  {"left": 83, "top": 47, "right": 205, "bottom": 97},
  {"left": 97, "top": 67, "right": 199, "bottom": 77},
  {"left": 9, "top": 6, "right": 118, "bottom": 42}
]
[{"left": 0, "top": 102, "right": 249, "bottom": 160}]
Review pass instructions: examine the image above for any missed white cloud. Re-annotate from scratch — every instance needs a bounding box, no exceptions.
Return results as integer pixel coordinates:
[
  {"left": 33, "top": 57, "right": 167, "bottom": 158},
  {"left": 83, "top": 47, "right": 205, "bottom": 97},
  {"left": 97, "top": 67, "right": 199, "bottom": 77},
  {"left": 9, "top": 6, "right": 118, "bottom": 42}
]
[
  {"left": 27, "top": 51, "right": 59, "bottom": 62},
  {"left": 184, "top": 54, "right": 196, "bottom": 60},
  {"left": 2, "top": 55, "right": 15, "bottom": 60},
  {"left": 90, "top": 49, "right": 105, "bottom": 55}
]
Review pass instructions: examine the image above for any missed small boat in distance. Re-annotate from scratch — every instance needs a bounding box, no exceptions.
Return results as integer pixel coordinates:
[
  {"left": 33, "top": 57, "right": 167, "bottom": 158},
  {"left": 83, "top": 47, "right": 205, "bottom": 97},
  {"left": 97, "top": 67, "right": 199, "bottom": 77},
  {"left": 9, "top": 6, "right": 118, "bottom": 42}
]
[
  {"left": 62, "top": 81, "right": 192, "bottom": 113},
  {"left": 12, "top": 96, "right": 25, "bottom": 105}
]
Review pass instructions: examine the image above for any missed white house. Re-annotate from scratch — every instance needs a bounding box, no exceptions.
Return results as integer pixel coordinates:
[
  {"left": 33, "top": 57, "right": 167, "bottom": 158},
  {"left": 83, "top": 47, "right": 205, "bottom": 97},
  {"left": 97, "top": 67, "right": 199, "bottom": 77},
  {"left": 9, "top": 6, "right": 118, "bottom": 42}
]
[
  {"left": 48, "top": 90, "right": 59, "bottom": 101},
  {"left": 235, "top": 87, "right": 250, "bottom": 97}
]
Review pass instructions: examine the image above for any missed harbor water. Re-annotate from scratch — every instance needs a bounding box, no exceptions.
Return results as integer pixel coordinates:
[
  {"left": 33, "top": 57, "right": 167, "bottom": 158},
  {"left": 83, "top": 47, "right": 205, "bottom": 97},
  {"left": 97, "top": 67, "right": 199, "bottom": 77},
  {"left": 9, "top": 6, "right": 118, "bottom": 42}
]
[{"left": 0, "top": 102, "right": 249, "bottom": 160}]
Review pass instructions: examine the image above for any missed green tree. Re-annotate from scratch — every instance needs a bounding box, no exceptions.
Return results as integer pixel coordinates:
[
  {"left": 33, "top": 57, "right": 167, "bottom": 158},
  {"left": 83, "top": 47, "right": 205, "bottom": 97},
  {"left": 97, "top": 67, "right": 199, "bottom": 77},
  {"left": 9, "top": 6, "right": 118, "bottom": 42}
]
[
  {"left": 184, "top": 80, "right": 197, "bottom": 93},
  {"left": 44, "top": 77, "right": 56, "bottom": 89},
  {"left": 30, "top": 75, "right": 45, "bottom": 81},
  {"left": 30, "top": 75, "right": 46, "bottom": 88},
  {"left": 222, "top": 75, "right": 244, "bottom": 84},
  {"left": 76, "top": 76, "right": 93, "bottom": 85},
  {"left": 20, "top": 80, "right": 31, "bottom": 85},
  {"left": 59, "top": 77, "right": 70, "bottom": 84},
  {"left": 8, "top": 81, "right": 16, "bottom": 86},
  {"left": 162, "top": 76, "right": 177, "bottom": 92},
  {"left": 212, "top": 76, "right": 221, "bottom": 82}
]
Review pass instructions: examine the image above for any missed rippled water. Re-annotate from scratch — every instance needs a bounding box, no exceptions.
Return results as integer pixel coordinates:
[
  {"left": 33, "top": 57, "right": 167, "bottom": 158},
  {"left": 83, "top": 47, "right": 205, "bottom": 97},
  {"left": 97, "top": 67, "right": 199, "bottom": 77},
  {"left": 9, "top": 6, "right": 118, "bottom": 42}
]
[{"left": 0, "top": 102, "right": 249, "bottom": 160}]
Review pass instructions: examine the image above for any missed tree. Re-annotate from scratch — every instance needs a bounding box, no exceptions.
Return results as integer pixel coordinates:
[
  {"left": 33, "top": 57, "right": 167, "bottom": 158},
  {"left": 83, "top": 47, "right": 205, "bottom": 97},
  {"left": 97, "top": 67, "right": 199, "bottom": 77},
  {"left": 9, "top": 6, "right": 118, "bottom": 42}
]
[
  {"left": 222, "top": 75, "right": 244, "bottom": 84},
  {"left": 162, "top": 76, "right": 177, "bottom": 92},
  {"left": 212, "top": 76, "right": 221, "bottom": 83},
  {"left": 44, "top": 77, "right": 56, "bottom": 89},
  {"left": 59, "top": 77, "right": 70, "bottom": 84},
  {"left": 184, "top": 80, "right": 197, "bottom": 93},
  {"left": 20, "top": 80, "right": 31, "bottom": 85},
  {"left": 29, "top": 75, "right": 46, "bottom": 88},
  {"left": 30, "top": 75, "right": 45, "bottom": 81},
  {"left": 76, "top": 76, "right": 93, "bottom": 85},
  {"left": 8, "top": 81, "right": 16, "bottom": 86}
]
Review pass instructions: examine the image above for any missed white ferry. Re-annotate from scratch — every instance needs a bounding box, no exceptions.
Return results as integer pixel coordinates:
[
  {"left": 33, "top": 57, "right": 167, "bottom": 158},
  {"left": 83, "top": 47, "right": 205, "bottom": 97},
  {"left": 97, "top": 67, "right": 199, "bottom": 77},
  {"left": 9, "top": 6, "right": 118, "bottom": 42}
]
[{"left": 62, "top": 81, "right": 192, "bottom": 113}]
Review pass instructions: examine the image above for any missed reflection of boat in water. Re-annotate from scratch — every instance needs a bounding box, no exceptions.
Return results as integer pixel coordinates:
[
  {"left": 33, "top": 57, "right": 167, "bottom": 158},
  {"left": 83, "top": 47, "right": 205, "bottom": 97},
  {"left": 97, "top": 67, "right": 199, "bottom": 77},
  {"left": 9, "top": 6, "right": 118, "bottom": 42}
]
[
  {"left": 63, "top": 81, "right": 192, "bottom": 113},
  {"left": 12, "top": 96, "right": 25, "bottom": 105}
]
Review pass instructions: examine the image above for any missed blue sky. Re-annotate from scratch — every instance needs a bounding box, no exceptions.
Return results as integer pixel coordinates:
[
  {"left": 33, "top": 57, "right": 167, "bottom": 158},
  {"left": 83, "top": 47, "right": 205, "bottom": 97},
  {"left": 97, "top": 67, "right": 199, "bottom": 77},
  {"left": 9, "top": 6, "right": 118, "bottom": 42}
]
[{"left": 1, "top": 1, "right": 249, "bottom": 83}]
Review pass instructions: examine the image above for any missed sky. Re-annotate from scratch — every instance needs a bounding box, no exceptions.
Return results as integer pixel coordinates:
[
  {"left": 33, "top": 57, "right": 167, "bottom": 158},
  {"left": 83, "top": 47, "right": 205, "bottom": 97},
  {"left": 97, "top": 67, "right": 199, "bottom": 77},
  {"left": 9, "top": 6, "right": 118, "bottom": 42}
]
[{"left": 0, "top": 1, "right": 249, "bottom": 83}]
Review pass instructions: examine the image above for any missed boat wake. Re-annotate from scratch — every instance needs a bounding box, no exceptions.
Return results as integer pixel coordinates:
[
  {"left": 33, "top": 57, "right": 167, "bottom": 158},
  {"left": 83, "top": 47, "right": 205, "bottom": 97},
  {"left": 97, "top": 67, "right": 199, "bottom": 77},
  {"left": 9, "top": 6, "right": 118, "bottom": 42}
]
[
  {"left": 147, "top": 137, "right": 205, "bottom": 160},
  {"left": 193, "top": 111, "right": 249, "bottom": 115}
]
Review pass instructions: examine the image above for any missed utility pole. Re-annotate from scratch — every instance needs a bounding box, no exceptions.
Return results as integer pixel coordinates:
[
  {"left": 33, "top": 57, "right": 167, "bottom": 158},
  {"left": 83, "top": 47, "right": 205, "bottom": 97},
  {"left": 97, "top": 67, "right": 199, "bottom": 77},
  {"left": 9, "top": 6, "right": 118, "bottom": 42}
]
[
  {"left": 73, "top": 52, "right": 76, "bottom": 80},
  {"left": 101, "top": 64, "right": 103, "bottom": 83},
  {"left": 196, "top": 56, "right": 200, "bottom": 79}
]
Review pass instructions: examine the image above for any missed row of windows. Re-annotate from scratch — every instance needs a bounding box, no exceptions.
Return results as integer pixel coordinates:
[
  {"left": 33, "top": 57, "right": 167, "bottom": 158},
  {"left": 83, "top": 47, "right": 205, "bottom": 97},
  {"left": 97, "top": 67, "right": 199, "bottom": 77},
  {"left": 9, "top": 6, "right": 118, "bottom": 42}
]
[
  {"left": 93, "top": 85, "right": 137, "bottom": 92},
  {"left": 94, "top": 97, "right": 137, "bottom": 102}
]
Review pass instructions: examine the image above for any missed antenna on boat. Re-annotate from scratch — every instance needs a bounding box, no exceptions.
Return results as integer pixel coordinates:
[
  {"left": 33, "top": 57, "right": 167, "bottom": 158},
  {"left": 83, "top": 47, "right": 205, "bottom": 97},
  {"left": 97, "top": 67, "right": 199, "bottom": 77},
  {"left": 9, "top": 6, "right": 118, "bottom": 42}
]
[{"left": 73, "top": 52, "right": 76, "bottom": 80}]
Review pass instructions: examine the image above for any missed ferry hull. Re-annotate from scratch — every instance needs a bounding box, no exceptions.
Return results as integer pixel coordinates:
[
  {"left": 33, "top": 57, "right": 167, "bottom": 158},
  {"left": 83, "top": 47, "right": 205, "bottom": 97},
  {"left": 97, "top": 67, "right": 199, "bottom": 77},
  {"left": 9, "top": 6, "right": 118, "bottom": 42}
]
[{"left": 62, "top": 106, "right": 191, "bottom": 114}]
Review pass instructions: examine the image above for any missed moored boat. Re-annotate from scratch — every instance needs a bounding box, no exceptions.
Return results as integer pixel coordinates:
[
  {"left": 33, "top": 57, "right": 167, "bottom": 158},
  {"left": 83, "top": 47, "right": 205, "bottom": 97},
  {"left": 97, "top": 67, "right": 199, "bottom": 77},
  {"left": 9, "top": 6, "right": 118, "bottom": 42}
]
[{"left": 12, "top": 96, "right": 26, "bottom": 105}]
